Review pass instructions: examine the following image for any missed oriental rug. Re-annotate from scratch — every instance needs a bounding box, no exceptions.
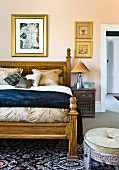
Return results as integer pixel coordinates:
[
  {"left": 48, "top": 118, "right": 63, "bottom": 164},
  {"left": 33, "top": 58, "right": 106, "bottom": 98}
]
[{"left": 0, "top": 139, "right": 115, "bottom": 170}]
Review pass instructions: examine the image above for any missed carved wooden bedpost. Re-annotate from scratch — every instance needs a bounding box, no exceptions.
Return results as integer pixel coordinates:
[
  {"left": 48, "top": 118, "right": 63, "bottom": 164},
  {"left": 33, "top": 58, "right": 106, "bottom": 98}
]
[
  {"left": 67, "top": 96, "right": 78, "bottom": 158},
  {"left": 65, "top": 48, "right": 78, "bottom": 158},
  {"left": 66, "top": 48, "right": 71, "bottom": 87}
]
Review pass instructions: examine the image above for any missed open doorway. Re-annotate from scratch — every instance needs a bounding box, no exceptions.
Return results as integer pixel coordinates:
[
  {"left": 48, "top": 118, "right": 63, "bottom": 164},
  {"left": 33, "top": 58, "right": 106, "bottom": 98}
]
[
  {"left": 100, "top": 24, "right": 119, "bottom": 112},
  {"left": 106, "top": 33, "right": 119, "bottom": 112}
]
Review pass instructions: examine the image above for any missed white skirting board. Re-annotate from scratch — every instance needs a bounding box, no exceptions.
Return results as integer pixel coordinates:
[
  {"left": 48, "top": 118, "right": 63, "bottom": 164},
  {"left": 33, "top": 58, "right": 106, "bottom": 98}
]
[{"left": 95, "top": 101, "right": 101, "bottom": 112}]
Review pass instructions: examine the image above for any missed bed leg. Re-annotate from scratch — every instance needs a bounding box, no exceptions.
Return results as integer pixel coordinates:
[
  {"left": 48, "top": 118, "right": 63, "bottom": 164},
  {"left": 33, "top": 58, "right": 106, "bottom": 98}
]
[{"left": 67, "top": 97, "right": 78, "bottom": 158}]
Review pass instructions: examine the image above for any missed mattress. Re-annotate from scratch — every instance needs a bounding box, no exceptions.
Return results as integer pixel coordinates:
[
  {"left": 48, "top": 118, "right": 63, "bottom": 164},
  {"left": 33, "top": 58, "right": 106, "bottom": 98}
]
[{"left": 0, "top": 85, "right": 72, "bottom": 123}]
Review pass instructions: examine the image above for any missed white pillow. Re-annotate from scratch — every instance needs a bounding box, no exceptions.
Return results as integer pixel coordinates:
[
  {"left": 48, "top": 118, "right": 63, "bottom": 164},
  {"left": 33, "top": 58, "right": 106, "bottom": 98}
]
[{"left": 25, "top": 73, "right": 42, "bottom": 87}]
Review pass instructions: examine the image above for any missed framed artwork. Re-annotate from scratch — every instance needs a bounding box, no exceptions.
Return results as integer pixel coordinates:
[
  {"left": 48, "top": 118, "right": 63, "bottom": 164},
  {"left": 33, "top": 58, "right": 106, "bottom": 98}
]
[
  {"left": 11, "top": 14, "right": 48, "bottom": 57},
  {"left": 75, "top": 22, "right": 93, "bottom": 39},
  {"left": 74, "top": 40, "right": 93, "bottom": 58}
]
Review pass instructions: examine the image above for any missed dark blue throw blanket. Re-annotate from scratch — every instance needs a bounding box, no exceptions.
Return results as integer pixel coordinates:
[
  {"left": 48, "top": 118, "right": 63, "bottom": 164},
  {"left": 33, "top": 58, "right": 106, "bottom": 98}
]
[
  {"left": 0, "top": 89, "right": 83, "bottom": 144},
  {"left": 0, "top": 89, "right": 70, "bottom": 108}
]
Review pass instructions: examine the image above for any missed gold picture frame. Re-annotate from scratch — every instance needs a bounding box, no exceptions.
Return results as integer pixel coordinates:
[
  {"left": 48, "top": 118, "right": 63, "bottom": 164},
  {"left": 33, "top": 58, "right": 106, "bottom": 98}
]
[
  {"left": 74, "top": 40, "right": 93, "bottom": 58},
  {"left": 75, "top": 22, "right": 93, "bottom": 39},
  {"left": 11, "top": 14, "right": 48, "bottom": 57}
]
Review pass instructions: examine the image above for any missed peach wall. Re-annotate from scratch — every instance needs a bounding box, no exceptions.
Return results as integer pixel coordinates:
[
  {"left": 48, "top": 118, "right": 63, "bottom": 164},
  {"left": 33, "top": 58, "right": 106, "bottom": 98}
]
[{"left": 0, "top": 0, "right": 119, "bottom": 101}]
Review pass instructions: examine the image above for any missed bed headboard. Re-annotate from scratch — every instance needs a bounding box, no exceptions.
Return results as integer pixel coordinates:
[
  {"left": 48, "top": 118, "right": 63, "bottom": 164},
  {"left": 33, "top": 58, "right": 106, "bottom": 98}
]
[{"left": 0, "top": 48, "right": 71, "bottom": 87}]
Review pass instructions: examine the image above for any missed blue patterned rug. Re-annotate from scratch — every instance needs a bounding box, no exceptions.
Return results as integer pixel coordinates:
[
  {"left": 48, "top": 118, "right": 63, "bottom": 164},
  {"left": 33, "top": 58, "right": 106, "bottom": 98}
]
[{"left": 0, "top": 139, "right": 115, "bottom": 169}]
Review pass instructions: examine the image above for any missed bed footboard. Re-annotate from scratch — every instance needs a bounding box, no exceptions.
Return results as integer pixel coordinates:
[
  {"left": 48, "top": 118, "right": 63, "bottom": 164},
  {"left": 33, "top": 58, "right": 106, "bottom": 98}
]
[{"left": 0, "top": 97, "right": 78, "bottom": 158}]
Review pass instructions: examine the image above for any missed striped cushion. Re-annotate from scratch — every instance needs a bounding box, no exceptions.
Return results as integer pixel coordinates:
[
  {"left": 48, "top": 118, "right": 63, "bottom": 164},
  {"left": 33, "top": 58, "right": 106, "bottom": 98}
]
[{"left": 4, "top": 73, "right": 21, "bottom": 86}]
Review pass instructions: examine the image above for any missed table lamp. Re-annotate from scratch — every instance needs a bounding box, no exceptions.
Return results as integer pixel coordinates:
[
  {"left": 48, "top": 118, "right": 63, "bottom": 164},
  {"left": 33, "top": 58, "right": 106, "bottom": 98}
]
[{"left": 71, "top": 61, "right": 90, "bottom": 88}]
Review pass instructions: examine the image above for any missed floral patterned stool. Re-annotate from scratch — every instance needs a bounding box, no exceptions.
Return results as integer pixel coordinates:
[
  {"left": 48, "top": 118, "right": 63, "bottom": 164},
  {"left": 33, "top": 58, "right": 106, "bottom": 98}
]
[{"left": 84, "top": 127, "right": 119, "bottom": 170}]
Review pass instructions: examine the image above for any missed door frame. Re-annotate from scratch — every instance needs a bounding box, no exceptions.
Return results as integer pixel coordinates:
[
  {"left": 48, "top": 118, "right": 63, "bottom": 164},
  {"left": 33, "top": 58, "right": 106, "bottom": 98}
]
[{"left": 100, "top": 24, "right": 119, "bottom": 112}]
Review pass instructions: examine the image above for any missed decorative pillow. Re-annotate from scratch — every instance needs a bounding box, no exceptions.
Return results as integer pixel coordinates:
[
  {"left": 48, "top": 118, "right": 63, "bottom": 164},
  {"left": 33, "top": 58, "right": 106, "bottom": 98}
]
[
  {"left": 4, "top": 73, "right": 21, "bottom": 86},
  {"left": 15, "top": 77, "right": 34, "bottom": 89},
  {"left": 58, "top": 77, "right": 64, "bottom": 85},
  {"left": 32, "top": 69, "right": 62, "bottom": 86},
  {"left": 0, "top": 67, "right": 23, "bottom": 85},
  {"left": 25, "top": 73, "right": 42, "bottom": 87}
]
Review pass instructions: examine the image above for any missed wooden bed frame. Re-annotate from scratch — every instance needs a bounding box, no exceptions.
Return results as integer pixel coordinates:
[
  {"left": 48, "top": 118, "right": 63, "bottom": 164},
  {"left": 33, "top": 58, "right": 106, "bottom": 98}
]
[{"left": 0, "top": 48, "right": 78, "bottom": 158}]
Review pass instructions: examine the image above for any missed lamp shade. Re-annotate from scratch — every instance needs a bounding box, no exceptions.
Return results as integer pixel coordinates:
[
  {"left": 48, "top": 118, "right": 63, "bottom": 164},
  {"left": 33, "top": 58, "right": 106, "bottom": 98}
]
[{"left": 71, "top": 61, "right": 90, "bottom": 73}]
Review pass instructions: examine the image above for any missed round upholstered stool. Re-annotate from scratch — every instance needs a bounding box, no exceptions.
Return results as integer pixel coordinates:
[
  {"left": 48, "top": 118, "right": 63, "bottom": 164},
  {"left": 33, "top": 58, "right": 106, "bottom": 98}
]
[{"left": 84, "top": 127, "right": 119, "bottom": 170}]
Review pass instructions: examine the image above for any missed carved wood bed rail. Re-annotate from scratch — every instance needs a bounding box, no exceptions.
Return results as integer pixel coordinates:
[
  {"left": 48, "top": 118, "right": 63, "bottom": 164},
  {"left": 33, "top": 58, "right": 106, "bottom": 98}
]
[{"left": 0, "top": 48, "right": 79, "bottom": 158}]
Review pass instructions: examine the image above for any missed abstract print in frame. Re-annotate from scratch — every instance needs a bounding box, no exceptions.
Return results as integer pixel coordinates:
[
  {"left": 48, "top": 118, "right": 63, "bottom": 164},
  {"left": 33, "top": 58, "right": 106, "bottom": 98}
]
[{"left": 11, "top": 14, "right": 48, "bottom": 57}]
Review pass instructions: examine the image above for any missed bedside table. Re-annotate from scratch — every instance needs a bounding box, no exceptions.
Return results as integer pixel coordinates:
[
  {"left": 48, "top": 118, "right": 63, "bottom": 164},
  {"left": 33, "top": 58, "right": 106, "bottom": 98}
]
[{"left": 71, "top": 88, "right": 96, "bottom": 117}]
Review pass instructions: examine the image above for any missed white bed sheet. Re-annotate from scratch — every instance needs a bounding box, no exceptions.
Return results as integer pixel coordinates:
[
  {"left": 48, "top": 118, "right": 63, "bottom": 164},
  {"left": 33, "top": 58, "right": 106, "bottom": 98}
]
[{"left": 0, "top": 85, "right": 73, "bottom": 96}]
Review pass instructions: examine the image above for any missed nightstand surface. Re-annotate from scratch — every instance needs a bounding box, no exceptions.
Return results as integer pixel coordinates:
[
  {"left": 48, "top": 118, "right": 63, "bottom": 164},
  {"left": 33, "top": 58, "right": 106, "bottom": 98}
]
[{"left": 71, "top": 88, "right": 96, "bottom": 117}]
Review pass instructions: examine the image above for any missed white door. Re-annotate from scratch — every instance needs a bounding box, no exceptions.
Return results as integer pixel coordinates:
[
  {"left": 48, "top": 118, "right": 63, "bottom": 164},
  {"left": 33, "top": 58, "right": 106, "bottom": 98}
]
[
  {"left": 100, "top": 24, "right": 119, "bottom": 112},
  {"left": 107, "top": 40, "right": 113, "bottom": 93},
  {"left": 107, "top": 38, "right": 119, "bottom": 93}
]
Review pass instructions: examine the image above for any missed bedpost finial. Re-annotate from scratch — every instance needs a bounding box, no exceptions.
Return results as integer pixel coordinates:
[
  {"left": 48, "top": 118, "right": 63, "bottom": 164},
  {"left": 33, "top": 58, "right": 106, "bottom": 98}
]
[
  {"left": 67, "top": 48, "right": 71, "bottom": 57},
  {"left": 70, "top": 97, "right": 77, "bottom": 111}
]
